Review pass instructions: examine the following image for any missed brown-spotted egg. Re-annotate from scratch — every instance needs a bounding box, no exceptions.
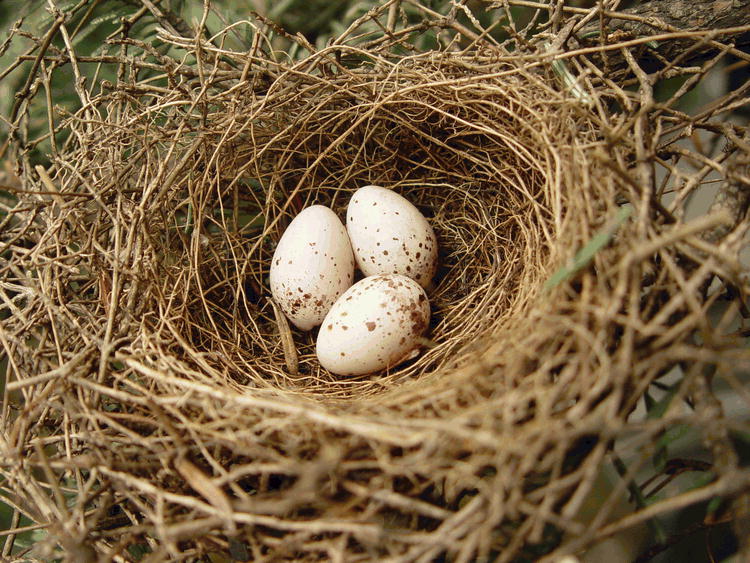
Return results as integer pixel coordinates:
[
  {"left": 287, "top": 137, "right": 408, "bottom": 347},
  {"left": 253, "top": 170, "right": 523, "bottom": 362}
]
[
  {"left": 270, "top": 205, "right": 355, "bottom": 330},
  {"left": 316, "top": 274, "right": 430, "bottom": 376},
  {"left": 346, "top": 185, "right": 438, "bottom": 288}
]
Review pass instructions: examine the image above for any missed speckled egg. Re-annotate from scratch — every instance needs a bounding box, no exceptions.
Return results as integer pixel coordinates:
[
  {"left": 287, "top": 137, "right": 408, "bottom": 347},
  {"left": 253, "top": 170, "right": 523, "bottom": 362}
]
[
  {"left": 316, "top": 274, "right": 430, "bottom": 376},
  {"left": 270, "top": 205, "right": 355, "bottom": 330},
  {"left": 346, "top": 185, "right": 438, "bottom": 288}
]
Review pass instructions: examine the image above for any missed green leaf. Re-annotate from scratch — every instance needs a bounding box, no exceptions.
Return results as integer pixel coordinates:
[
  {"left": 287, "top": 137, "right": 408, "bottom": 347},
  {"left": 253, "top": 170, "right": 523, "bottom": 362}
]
[
  {"left": 550, "top": 54, "right": 594, "bottom": 105},
  {"left": 652, "top": 445, "right": 668, "bottom": 472},
  {"left": 612, "top": 454, "right": 667, "bottom": 543},
  {"left": 644, "top": 390, "right": 656, "bottom": 413},
  {"left": 652, "top": 421, "right": 692, "bottom": 472},
  {"left": 706, "top": 496, "right": 723, "bottom": 516},
  {"left": 544, "top": 206, "right": 632, "bottom": 290},
  {"left": 655, "top": 423, "right": 692, "bottom": 451},
  {"left": 646, "top": 380, "right": 682, "bottom": 420},
  {"left": 690, "top": 471, "right": 716, "bottom": 490},
  {"left": 128, "top": 543, "right": 152, "bottom": 561},
  {"left": 72, "top": 8, "right": 134, "bottom": 51}
]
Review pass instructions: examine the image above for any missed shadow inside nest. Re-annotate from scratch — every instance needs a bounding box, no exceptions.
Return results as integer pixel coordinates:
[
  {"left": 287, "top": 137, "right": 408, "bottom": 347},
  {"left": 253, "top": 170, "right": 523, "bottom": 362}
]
[{"left": 170, "top": 70, "right": 579, "bottom": 399}]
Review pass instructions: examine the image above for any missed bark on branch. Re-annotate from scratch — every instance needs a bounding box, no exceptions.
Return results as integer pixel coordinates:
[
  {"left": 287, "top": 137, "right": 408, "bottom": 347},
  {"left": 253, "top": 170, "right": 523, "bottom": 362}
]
[
  {"left": 580, "top": 0, "right": 750, "bottom": 66},
  {"left": 612, "top": 0, "right": 750, "bottom": 35}
]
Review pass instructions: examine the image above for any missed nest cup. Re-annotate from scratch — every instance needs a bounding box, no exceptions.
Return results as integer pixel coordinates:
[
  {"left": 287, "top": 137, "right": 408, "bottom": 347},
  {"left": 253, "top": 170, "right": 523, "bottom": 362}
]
[
  {"left": 3, "top": 2, "right": 750, "bottom": 561},
  {"left": 187, "top": 54, "right": 590, "bottom": 396}
]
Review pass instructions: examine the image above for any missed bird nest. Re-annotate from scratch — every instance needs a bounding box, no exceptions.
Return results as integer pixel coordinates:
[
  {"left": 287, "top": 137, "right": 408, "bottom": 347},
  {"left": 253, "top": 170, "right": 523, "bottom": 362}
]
[{"left": 1, "top": 1, "right": 749, "bottom": 561}]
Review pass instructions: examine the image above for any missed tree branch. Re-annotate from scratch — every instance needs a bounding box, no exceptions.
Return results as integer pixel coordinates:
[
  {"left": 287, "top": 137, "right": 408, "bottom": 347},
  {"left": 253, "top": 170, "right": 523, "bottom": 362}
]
[{"left": 579, "top": 0, "right": 750, "bottom": 68}]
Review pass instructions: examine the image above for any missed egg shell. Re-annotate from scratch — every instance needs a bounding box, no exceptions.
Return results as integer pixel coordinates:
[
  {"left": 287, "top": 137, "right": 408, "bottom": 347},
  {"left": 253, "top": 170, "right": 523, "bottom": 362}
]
[
  {"left": 346, "top": 185, "right": 438, "bottom": 288},
  {"left": 316, "top": 274, "right": 430, "bottom": 376},
  {"left": 270, "top": 205, "right": 355, "bottom": 330}
]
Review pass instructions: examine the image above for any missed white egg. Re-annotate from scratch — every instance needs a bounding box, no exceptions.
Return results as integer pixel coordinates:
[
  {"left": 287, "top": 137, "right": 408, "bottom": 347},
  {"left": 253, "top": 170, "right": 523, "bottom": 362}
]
[
  {"left": 270, "top": 205, "right": 355, "bottom": 330},
  {"left": 316, "top": 274, "right": 430, "bottom": 376},
  {"left": 346, "top": 185, "right": 438, "bottom": 288}
]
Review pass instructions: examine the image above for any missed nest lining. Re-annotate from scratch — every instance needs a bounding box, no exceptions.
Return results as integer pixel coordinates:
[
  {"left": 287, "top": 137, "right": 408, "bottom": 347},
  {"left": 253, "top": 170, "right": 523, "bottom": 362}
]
[{"left": 79, "top": 51, "right": 595, "bottom": 401}]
